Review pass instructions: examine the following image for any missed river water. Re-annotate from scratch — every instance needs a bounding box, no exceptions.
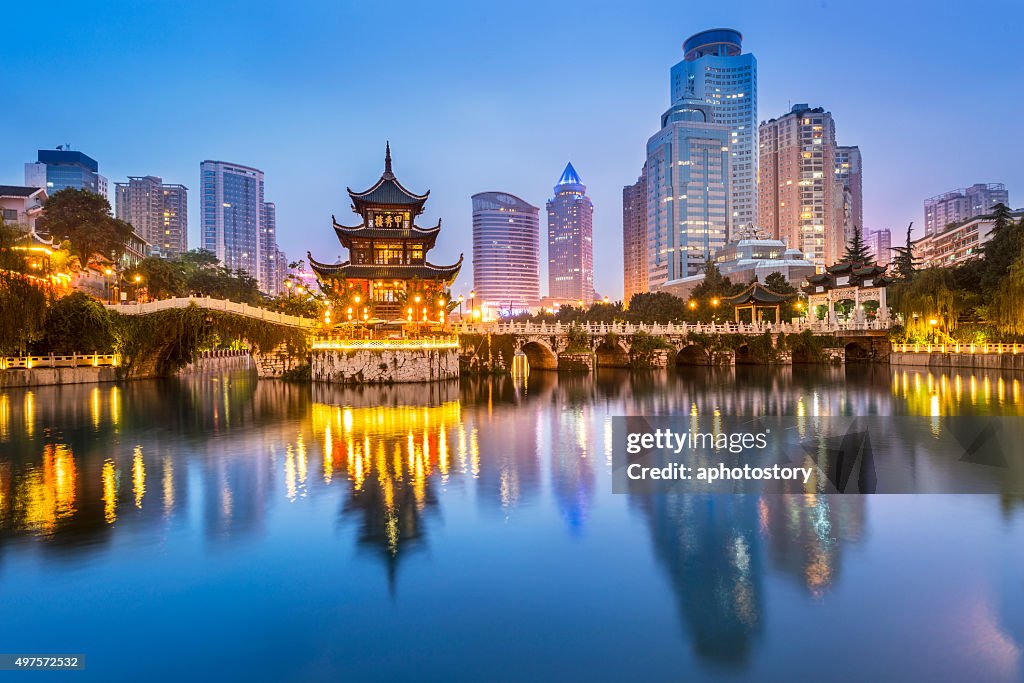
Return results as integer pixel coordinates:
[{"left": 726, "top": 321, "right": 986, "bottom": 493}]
[{"left": 0, "top": 366, "right": 1021, "bottom": 681}]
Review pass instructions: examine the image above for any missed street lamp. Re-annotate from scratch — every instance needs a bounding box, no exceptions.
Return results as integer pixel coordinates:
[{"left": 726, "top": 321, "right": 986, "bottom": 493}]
[
  {"left": 469, "top": 290, "right": 475, "bottom": 319},
  {"left": 458, "top": 294, "right": 464, "bottom": 320}
]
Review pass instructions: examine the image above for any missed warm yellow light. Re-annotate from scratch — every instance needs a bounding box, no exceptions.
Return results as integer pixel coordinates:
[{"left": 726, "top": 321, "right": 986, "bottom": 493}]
[
  {"left": 929, "top": 318, "right": 938, "bottom": 326},
  {"left": 414, "top": 295, "right": 421, "bottom": 303},
  {"left": 603, "top": 296, "right": 609, "bottom": 303},
  {"left": 104, "top": 268, "right": 113, "bottom": 276},
  {"left": 711, "top": 297, "right": 720, "bottom": 306},
  {"left": 438, "top": 298, "right": 445, "bottom": 306},
  {"left": 458, "top": 295, "right": 464, "bottom": 302},
  {"left": 472, "top": 309, "right": 481, "bottom": 319},
  {"left": 297, "top": 286, "right": 305, "bottom": 294},
  {"left": 688, "top": 300, "right": 696, "bottom": 310},
  {"left": 469, "top": 290, "right": 475, "bottom": 298},
  {"left": 285, "top": 281, "right": 293, "bottom": 288},
  {"left": 354, "top": 295, "right": 361, "bottom": 304},
  {"left": 134, "top": 275, "right": 142, "bottom": 283}
]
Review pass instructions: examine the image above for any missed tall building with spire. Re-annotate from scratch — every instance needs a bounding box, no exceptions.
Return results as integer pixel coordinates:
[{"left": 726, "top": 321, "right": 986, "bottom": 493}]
[
  {"left": 670, "top": 28, "right": 757, "bottom": 237},
  {"left": 546, "top": 163, "right": 594, "bottom": 305}
]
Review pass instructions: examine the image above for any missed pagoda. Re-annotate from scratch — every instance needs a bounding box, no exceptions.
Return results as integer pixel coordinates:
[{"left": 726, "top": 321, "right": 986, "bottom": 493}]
[{"left": 308, "top": 144, "right": 463, "bottom": 322}]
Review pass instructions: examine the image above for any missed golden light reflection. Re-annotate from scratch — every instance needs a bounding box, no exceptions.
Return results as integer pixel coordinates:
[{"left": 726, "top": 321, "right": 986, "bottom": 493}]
[
  {"left": 90, "top": 386, "right": 101, "bottom": 429},
  {"left": 102, "top": 459, "right": 117, "bottom": 524},
  {"left": 0, "top": 393, "right": 10, "bottom": 441},
  {"left": 132, "top": 446, "right": 146, "bottom": 508},
  {"left": 24, "top": 391, "right": 35, "bottom": 438},
  {"left": 162, "top": 457, "right": 174, "bottom": 514},
  {"left": 17, "top": 444, "right": 77, "bottom": 533}
]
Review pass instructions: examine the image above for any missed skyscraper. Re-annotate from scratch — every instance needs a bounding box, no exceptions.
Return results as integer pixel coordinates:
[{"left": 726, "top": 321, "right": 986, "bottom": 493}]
[
  {"left": 260, "top": 201, "right": 285, "bottom": 295},
  {"left": 622, "top": 164, "right": 648, "bottom": 305},
  {"left": 924, "top": 183, "right": 1009, "bottom": 236},
  {"left": 472, "top": 191, "right": 540, "bottom": 311},
  {"left": 114, "top": 176, "right": 188, "bottom": 258},
  {"left": 25, "top": 148, "right": 108, "bottom": 199},
  {"left": 866, "top": 228, "right": 891, "bottom": 266},
  {"left": 646, "top": 97, "right": 731, "bottom": 287},
  {"left": 200, "top": 160, "right": 265, "bottom": 286},
  {"left": 835, "top": 146, "right": 863, "bottom": 244},
  {"left": 546, "top": 163, "right": 594, "bottom": 305},
  {"left": 670, "top": 28, "right": 757, "bottom": 237},
  {"left": 758, "top": 104, "right": 841, "bottom": 269}
]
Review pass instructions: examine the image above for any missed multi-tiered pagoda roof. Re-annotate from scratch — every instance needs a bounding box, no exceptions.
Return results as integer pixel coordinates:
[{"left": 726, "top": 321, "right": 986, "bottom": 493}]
[{"left": 308, "top": 143, "right": 463, "bottom": 287}]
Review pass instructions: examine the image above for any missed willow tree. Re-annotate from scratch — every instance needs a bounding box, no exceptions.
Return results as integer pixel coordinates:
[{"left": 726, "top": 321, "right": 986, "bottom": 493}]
[
  {"left": 990, "top": 250, "right": 1024, "bottom": 336},
  {"left": 0, "top": 222, "right": 49, "bottom": 355},
  {"left": 890, "top": 267, "right": 959, "bottom": 341}
]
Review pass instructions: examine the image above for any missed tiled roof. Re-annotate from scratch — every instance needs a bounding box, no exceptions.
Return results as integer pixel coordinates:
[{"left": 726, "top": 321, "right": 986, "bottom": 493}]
[
  {"left": 308, "top": 252, "right": 462, "bottom": 284},
  {"left": 725, "top": 282, "right": 794, "bottom": 305},
  {"left": 0, "top": 185, "right": 42, "bottom": 197},
  {"left": 332, "top": 217, "right": 440, "bottom": 248}
]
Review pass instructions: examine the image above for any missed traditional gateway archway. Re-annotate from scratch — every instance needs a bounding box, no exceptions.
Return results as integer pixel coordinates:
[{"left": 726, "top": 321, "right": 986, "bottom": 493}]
[
  {"left": 803, "top": 261, "right": 893, "bottom": 326},
  {"left": 520, "top": 340, "right": 558, "bottom": 370}
]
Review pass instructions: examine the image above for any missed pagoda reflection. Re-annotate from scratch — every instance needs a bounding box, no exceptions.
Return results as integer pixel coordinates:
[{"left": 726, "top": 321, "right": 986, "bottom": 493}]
[{"left": 310, "top": 398, "right": 462, "bottom": 589}]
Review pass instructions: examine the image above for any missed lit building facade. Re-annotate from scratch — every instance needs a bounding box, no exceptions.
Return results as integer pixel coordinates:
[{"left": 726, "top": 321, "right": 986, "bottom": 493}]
[
  {"left": 835, "top": 145, "right": 863, "bottom": 244},
  {"left": 25, "top": 148, "right": 108, "bottom": 199},
  {"left": 546, "top": 163, "right": 594, "bottom": 305},
  {"left": 0, "top": 185, "right": 47, "bottom": 234},
  {"left": 758, "top": 104, "right": 841, "bottom": 270},
  {"left": 260, "top": 201, "right": 285, "bottom": 295},
  {"left": 866, "top": 228, "right": 891, "bottom": 266},
  {"left": 670, "top": 28, "right": 757, "bottom": 236},
  {"left": 200, "top": 160, "right": 267, "bottom": 287},
  {"left": 114, "top": 176, "right": 188, "bottom": 258},
  {"left": 915, "top": 210, "right": 1023, "bottom": 269},
  {"left": 471, "top": 191, "right": 540, "bottom": 311},
  {"left": 646, "top": 98, "right": 731, "bottom": 288},
  {"left": 923, "top": 183, "right": 1009, "bottom": 237},
  {"left": 622, "top": 164, "right": 648, "bottom": 305}
]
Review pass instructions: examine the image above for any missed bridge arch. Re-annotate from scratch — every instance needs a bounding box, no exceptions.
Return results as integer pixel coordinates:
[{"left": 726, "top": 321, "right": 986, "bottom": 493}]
[
  {"left": 844, "top": 340, "right": 871, "bottom": 363},
  {"left": 676, "top": 344, "right": 710, "bottom": 366},
  {"left": 520, "top": 340, "right": 558, "bottom": 371},
  {"left": 595, "top": 340, "right": 629, "bottom": 368},
  {"left": 734, "top": 344, "right": 753, "bottom": 364}
]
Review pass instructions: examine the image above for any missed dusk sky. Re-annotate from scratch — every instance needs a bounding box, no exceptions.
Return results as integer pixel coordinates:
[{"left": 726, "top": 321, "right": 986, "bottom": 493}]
[{"left": 4, "top": 0, "right": 1022, "bottom": 299}]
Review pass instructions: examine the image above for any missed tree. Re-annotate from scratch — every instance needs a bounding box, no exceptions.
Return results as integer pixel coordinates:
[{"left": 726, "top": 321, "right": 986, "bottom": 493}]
[
  {"left": 889, "top": 267, "right": 959, "bottom": 342},
  {"left": 0, "top": 222, "right": 49, "bottom": 354},
  {"left": 39, "top": 292, "right": 114, "bottom": 353},
  {"left": 890, "top": 222, "right": 918, "bottom": 280},
  {"left": 626, "top": 291, "right": 687, "bottom": 323},
  {"left": 842, "top": 224, "right": 874, "bottom": 265},
  {"left": 979, "top": 204, "right": 1022, "bottom": 291},
  {"left": 763, "top": 271, "right": 796, "bottom": 294},
  {"left": 990, "top": 248, "right": 1024, "bottom": 337},
  {"left": 132, "top": 256, "right": 187, "bottom": 299},
  {"left": 36, "top": 188, "right": 133, "bottom": 264}
]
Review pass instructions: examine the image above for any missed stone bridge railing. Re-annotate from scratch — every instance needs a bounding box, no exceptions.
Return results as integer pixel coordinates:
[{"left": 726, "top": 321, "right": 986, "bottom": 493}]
[
  {"left": 106, "top": 297, "right": 317, "bottom": 329},
  {"left": 452, "top": 319, "right": 891, "bottom": 337}
]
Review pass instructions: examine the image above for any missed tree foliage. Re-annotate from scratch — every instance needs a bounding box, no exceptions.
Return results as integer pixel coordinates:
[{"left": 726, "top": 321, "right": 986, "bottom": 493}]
[
  {"left": 39, "top": 292, "right": 114, "bottom": 353},
  {"left": 842, "top": 224, "right": 874, "bottom": 264},
  {"left": 0, "top": 222, "right": 49, "bottom": 355},
  {"left": 36, "top": 188, "right": 133, "bottom": 263},
  {"left": 890, "top": 222, "right": 918, "bottom": 280}
]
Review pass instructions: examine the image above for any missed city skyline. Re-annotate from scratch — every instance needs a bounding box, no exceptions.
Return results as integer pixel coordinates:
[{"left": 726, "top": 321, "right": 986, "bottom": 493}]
[{"left": 3, "top": 1, "right": 1022, "bottom": 299}]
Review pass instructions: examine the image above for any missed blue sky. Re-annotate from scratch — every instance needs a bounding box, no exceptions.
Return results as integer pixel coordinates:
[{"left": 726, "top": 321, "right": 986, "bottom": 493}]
[{"left": 3, "top": 0, "right": 1022, "bottom": 299}]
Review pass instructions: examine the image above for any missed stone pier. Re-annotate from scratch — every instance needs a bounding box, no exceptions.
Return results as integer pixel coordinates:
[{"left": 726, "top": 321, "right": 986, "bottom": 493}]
[{"left": 312, "top": 347, "right": 459, "bottom": 384}]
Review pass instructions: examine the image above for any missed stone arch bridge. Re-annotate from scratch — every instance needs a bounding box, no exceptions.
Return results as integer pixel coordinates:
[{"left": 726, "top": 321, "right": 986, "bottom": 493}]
[{"left": 454, "top": 320, "right": 891, "bottom": 372}]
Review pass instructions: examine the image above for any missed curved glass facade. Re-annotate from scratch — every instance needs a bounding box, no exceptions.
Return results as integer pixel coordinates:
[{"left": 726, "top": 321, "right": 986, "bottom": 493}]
[{"left": 472, "top": 192, "right": 540, "bottom": 309}]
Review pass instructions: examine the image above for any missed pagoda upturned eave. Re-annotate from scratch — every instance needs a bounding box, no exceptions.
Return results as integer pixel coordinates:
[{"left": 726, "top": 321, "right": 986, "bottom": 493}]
[
  {"left": 307, "top": 251, "right": 463, "bottom": 285},
  {"left": 331, "top": 216, "right": 441, "bottom": 249}
]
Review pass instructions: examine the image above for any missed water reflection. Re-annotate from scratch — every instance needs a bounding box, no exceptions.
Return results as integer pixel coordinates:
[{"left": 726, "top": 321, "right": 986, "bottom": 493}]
[{"left": 0, "top": 364, "right": 1021, "bottom": 673}]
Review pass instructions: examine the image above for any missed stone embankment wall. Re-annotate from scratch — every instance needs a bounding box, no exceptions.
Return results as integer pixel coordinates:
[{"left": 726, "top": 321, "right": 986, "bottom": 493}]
[
  {"left": 178, "top": 350, "right": 252, "bottom": 375},
  {"left": 0, "top": 366, "right": 118, "bottom": 388},
  {"left": 312, "top": 348, "right": 459, "bottom": 384},
  {"left": 890, "top": 351, "right": 1024, "bottom": 371}
]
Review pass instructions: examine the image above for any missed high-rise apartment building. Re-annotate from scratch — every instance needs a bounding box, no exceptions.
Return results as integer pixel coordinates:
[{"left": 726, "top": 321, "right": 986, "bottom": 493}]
[
  {"left": 547, "top": 163, "right": 594, "bottom": 305},
  {"left": 758, "top": 104, "right": 841, "bottom": 270},
  {"left": 472, "top": 191, "right": 540, "bottom": 311},
  {"left": 260, "top": 201, "right": 285, "bottom": 295},
  {"left": 114, "top": 176, "right": 188, "bottom": 258},
  {"left": 924, "top": 183, "right": 1009, "bottom": 237},
  {"left": 646, "top": 97, "right": 731, "bottom": 287},
  {"left": 835, "top": 146, "right": 863, "bottom": 244},
  {"left": 622, "top": 164, "right": 648, "bottom": 305},
  {"left": 866, "top": 228, "right": 891, "bottom": 266},
  {"left": 25, "top": 148, "right": 108, "bottom": 199},
  {"left": 670, "top": 28, "right": 757, "bottom": 236},
  {"left": 200, "top": 160, "right": 268, "bottom": 288}
]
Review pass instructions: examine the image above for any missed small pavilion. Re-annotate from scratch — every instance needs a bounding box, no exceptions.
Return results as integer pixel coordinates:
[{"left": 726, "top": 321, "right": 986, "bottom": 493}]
[{"left": 725, "top": 282, "right": 795, "bottom": 323}]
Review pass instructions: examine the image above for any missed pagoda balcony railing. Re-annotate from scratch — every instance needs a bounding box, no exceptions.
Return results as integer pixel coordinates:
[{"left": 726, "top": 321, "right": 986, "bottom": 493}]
[{"left": 450, "top": 318, "right": 892, "bottom": 336}]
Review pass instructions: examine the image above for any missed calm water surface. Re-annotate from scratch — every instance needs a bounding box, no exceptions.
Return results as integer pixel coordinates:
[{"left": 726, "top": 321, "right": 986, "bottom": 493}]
[{"left": 0, "top": 366, "right": 1022, "bottom": 682}]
